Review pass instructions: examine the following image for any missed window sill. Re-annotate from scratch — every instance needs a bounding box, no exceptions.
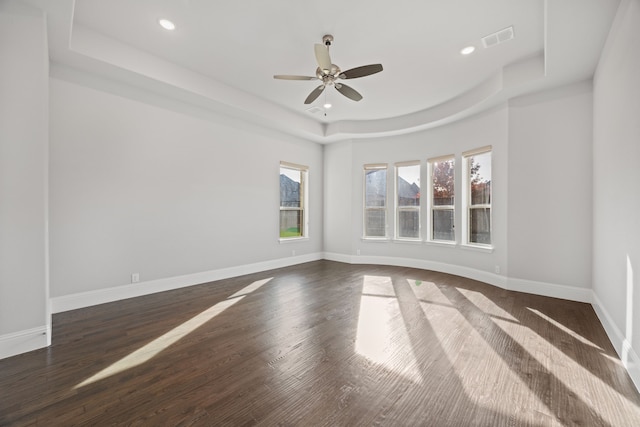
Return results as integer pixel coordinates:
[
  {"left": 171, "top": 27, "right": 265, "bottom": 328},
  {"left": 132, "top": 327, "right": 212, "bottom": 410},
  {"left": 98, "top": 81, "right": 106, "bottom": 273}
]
[
  {"left": 279, "top": 237, "right": 309, "bottom": 244},
  {"left": 358, "top": 237, "right": 494, "bottom": 253},
  {"left": 424, "top": 240, "right": 457, "bottom": 248},
  {"left": 392, "top": 238, "right": 423, "bottom": 245},
  {"left": 459, "top": 243, "right": 494, "bottom": 253},
  {"left": 361, "top": 237, "right": 391, "bottom": 242}
]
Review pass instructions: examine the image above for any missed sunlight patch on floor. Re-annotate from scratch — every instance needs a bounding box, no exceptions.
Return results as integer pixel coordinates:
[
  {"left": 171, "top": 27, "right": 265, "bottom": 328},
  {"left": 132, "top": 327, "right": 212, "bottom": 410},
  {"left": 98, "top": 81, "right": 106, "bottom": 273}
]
[
  {"left": 355, "top": 276, "right": 422, "bottom": 383},
  {"left": 406, "top": 279, "right": 459, "bottom": 327},
  {"left": 601, "top": 352, "right": 626, "bottom": 366},
  {"left": 493, "top": 316, "right": 640, "bottom": 424},
  {"left": 409, "top": 281, "right": 538, "bottom": 416},
  {"left": 362, "top": 274, "right": 397, "bottom": 297},
  {"left": 74, "top": 277, "right": 273, "bottom": 389},
  {"left": 406, "top": 279, "right": 452, "bottom": 306},
  {"left": 527, "top": 308, "right": 603, "bottom": 351},
  {"left": 457, "top": 288, "right": 518, "bottom": 322}
]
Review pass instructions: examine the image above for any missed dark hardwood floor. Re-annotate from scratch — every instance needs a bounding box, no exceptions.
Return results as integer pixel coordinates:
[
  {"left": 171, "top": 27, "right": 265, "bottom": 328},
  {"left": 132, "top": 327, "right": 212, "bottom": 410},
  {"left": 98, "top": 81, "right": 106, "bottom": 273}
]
[{"left": 1, "top": 260, "right": 640, "bottom": 426}]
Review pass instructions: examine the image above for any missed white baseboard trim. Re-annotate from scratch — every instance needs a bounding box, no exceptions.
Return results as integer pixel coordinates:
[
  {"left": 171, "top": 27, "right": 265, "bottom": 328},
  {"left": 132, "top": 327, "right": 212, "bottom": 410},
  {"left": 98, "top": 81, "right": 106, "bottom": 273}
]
[
  {"left": 51, "top": 252, "right": 594, "bottom": 313},
  {"left": 507, "top": 277, "right": 592, "bottom": 303},
  {"left": 0, "top": 325, "right": 50, "bottom": 360},
  {"left": 592, "top": 292, "right": 640, "bottom": 391},
  {"left": 324, "top": 252, "right": 593, "bottom": 303},
  {"left": 51, "top": 252, "right": 323, "bottom": 313},
  {"left": 322, "top": 252, "right": 353, "bottom": 264}
]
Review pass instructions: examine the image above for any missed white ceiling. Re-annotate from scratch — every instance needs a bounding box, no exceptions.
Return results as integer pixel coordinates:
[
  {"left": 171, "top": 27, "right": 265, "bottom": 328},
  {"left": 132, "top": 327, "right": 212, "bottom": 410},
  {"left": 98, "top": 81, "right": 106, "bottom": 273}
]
[{"left": 26, "top": 0, "right": 620, "bottom": 142}]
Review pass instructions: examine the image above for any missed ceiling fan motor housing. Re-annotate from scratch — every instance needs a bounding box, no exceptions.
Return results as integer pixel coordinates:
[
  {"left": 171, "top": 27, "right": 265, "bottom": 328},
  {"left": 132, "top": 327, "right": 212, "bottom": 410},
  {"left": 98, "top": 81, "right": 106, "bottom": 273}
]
[{"left": 316, "top": 65, "right": 341, "bottom": 85}]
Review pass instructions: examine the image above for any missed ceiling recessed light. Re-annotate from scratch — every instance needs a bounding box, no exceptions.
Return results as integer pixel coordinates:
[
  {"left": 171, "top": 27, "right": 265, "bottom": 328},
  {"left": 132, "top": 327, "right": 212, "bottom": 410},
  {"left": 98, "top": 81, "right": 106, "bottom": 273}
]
[
  {"left": 323, "top": 103, "right": 332, "bottom": 109},
  {"left": 158, "top": 19, "right": 176, "bottom": 31},
  {"left": 460, "top": 46, "right": 476, "bottom": 55}
]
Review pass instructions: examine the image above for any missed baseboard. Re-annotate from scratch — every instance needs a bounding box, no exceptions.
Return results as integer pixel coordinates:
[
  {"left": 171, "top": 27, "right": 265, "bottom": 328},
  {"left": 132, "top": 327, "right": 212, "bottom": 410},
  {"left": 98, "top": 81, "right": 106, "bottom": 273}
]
[
  {"left": 592, "top": 292, "right": 640, "bottom": 391},
  {"left": 324, "top": 252, "right": 509, "bottom": 289},
  {"left": 52, "top": 252, "right": 595, "bottom": 313},
  {"left": 323, "top": 252, "right": 593, "bottom": 303},
  {"left": 51, "top": 252, "right": 323, "bottom": 313},
  {"left": 0, "top": 325, "right": 50, "bottom": 360},
  {"left": 323, "top": 252, "right": 352, "bottom": 264},
  {"left": 507, "top": 277, "right": 592, "bottom": 303}
]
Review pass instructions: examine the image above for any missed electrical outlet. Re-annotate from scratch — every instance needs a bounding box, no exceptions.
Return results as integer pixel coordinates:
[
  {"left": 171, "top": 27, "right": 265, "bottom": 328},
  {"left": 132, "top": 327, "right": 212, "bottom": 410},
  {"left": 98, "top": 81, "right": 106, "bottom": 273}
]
[
  {"left": 356, "top": 249, "right": 361, "bottom": 256},
  {"left": 291, "top": 250, "right": 296, "bottom": 257},
  {"left": 131, "top": 273, "right": 140, "bottom": 283},
  {"left": 494, "top": 265, "right": 500, "bottom": 274}
]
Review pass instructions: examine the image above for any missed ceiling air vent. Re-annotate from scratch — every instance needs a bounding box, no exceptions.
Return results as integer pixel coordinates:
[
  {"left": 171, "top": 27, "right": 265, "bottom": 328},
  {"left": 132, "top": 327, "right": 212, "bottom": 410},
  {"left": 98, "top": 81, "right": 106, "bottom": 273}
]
[
  {"left": 306, "top": 106, "right": 323, "bottom": 114},
  {"left": 482, "top": 26, "right": 514, "bottom": 49}
]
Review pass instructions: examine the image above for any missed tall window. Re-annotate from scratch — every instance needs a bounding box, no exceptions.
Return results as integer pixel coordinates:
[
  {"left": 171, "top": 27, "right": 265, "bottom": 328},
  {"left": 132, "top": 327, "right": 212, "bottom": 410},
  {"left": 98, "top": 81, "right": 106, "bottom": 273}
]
[
  {"left": 396, "top": 162, "right": 421, "bottom": 239},
  {"left": 363, "top": 164, "right": 387, "bottom": 238},
  {"left": 464, "top": 147, "right": 491, "bottom": 245},
  {"left": 429, "top": 156, "right": 455, "bottom": 242},
  {"left": 279, "top": 162, "right": 308, "bottom": 239}
]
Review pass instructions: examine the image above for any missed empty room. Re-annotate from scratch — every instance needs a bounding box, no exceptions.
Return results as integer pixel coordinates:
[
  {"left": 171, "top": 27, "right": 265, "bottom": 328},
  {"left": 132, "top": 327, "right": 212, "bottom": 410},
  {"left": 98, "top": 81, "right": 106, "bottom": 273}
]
[{"left": 1, "top": 0, "right": 640, "bottom": 425}]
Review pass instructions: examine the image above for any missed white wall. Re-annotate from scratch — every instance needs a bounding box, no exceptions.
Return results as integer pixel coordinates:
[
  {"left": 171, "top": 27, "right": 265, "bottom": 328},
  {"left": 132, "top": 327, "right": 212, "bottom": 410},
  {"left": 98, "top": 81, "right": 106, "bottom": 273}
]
[
  {"left": 49, "top": 72, "right": 323, "bottom": 302},
  {"left": 508, "top": 81, "right": 593, "bottom": 290},
  {"left": 0, "top": 1, "right": 50, "bottom": 358},
  {"left": 324, "top": 141, "right": 353, "bottom": 255},
  {"left": 592, "top": 0, "right": 640, "bottom": 386}
]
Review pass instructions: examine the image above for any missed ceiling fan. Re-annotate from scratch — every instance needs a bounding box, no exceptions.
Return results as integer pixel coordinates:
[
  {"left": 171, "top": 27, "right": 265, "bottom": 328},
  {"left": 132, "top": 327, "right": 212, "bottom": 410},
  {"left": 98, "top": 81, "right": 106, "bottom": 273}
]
[{"left": 274, "top": 35, "right": 383, "bottom": 105}]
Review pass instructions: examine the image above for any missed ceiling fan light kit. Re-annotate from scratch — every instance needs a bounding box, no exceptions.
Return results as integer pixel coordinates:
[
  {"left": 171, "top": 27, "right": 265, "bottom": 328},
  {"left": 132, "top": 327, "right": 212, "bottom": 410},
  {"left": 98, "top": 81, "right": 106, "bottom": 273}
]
[{"left": 274, "top": 35, "right": 383, "bottom": 105}]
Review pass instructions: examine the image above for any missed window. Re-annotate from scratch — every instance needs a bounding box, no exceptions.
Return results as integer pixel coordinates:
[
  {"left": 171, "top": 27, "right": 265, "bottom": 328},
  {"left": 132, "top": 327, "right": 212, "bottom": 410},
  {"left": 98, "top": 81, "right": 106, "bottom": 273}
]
[
  {"left": 279, "top": 162, "right": 308, "bottom": 239},
  {"left": 428, "top": 156, "right": 455, "bottom": 242},
  {"left": 363, "top": 164, "right": 387, "bottom": 238},
  {"left": 463, "top": 147, "right": 491, "bottom": 245},
  {"left": 396, "top": 162, "right": 421, "bottom": 239}
]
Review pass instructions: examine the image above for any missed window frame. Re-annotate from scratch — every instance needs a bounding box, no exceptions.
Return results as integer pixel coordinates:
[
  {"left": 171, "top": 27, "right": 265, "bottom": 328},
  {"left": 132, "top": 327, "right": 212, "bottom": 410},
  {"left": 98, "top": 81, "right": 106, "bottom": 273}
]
[
  {"left": 427, "top": 155, "right": 456, "bottom": 243},
  {"left": 363, "top": 163, "right": 388, "bottom": 239},
  {"left": 279, "top": 161, "right": 309, "bottom": 241},
  {"left": 395, "top": 161, "right": 421, "bottom": 241},
  {"left": 462, "top": 146, "right": 492, "bottom": 248}
]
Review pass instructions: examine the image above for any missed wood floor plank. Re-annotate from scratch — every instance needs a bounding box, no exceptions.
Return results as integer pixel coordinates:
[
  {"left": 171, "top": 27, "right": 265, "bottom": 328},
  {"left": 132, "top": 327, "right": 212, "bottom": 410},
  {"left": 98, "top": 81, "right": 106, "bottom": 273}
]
[{"left": 1, "top": 260, "right": 639, "bottom": 426}]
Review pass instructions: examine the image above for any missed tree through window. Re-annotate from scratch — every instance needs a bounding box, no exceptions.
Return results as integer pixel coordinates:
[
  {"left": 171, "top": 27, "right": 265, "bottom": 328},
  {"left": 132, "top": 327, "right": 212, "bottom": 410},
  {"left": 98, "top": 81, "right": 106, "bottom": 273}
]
[
  {"left": 429, "top": 156, "right": 455, "bottom": 242},
  {"left": 464, "top": 148, "right": 491, "bottom": 245}
]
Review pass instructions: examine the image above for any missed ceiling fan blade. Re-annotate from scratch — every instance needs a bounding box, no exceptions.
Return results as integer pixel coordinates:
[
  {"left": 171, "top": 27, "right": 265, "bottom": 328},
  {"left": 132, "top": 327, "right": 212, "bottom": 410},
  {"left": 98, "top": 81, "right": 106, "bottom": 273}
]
[
  {"left": 314, "top": 44, "right": 332, "bottom": 71},
  {"left": 335, "top": 83, "right": 363, "bottom": 102},
  {"left": 339, "top": 64, "right": 383, "bottom": 79},
  {"left": 273, "top": 75, "right": 317, "bottom": 80},
  {"left": 304, "top": 85, "right": 325, "bottom": 104}
]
